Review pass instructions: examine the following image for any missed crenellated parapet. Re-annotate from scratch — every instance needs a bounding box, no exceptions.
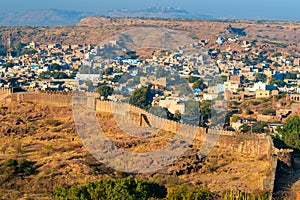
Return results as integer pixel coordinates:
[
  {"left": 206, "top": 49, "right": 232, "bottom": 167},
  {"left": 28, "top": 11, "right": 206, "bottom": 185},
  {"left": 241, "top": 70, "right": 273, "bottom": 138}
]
[
  {"left": 0, "top": 88, "right": 13, "bottom": 102},
  {"left": 276, "top": 148, "right": 294, "bottom": 168},
  {"left": 35, "top": 90, "right": 73, "bottom": 96}
]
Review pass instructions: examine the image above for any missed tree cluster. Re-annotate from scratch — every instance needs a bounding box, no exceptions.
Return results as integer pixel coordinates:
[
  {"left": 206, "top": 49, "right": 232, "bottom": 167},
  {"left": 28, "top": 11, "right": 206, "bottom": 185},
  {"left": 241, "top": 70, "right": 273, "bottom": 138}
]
[
  {"left": 277, "top": 116, "right": 300, "bottom": 149},
  {"left": 53, "top": 177, "right": 167, "bottom": 200},
  {"left": 39, "top": 71, "right": 70, "bottom": 79},
  {"left": 129, "top": 86, "right": 153, "bottom": 110},
  {"left": 52, "top": 177, "right": 269, "bottom": 200},
  {"left": 97, "top": 85, "right": 114, "bottom": 99}
]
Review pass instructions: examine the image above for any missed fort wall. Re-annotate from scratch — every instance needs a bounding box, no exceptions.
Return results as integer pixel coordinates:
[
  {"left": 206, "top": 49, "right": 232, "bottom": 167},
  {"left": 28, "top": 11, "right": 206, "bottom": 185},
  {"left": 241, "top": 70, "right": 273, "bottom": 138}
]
[
  {"left": 6, "top": 91, "right": 276, "bottom": 156},
  {"left": 95, "top": 99, "right": 277, "bottom": 198},
  {"left": 96, "top": 100, "right": 271, "bottom": 154},
  {"left": 10, "top": 92, "right": 72, "bottom": 107},
  {"left": 5, "top": 91, "right": 278, "bottom": 197}
]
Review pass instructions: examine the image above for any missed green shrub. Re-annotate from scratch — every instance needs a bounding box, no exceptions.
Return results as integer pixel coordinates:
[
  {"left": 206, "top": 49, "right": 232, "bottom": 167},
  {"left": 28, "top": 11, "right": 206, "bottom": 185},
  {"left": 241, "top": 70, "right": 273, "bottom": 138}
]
[
  {"left": 18, "top": 159, "right": 35, "bottom": 175},
  {"left": 166, "top": 185, "right": 214, "bottom": 200},
  {"left": 52, "top": 177, "right": 167, "bottom": 200},
  {"left": 251, "top": 101, "right": 261, "bottom": 106},
  {"left": 261, "top": 109, "right": 275, "bottom": 116},
  {"left": 3, "top": 159, "right": 35, "bottom": 176},
  {"left": 4, "top": 159, "right": 18, "bottom": 167}
]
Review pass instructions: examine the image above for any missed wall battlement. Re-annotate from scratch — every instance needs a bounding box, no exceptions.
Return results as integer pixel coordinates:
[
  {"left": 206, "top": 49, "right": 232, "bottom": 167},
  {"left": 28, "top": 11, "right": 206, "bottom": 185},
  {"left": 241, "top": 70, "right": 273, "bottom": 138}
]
[{"left": 0, "top": 88, "right": 13, "bottom": 103}]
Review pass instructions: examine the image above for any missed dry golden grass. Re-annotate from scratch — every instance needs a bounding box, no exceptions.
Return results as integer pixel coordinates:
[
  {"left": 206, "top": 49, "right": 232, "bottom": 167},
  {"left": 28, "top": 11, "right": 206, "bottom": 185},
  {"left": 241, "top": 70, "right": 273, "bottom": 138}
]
[
  {"left": 97, "top": 112, "right": 176, "bottom": 153},
  {"left": 0, "top": 102, "right": 272, "bottom": 199},
  {"left": 0, "top": 102, "right": 105, "bottom": 199},
  {"left": 175, "top": 148, "right": 270, "bottom": 193}
]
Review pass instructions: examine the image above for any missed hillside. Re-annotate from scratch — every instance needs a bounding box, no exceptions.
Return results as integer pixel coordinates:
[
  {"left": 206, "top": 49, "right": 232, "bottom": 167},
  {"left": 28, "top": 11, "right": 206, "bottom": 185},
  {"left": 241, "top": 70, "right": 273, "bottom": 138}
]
[
  {"left": 0, "top": 17, "right": 299, "bottom": 57},
  {"left": 0, "top": 94, "right": 274, "bottom": 199}
]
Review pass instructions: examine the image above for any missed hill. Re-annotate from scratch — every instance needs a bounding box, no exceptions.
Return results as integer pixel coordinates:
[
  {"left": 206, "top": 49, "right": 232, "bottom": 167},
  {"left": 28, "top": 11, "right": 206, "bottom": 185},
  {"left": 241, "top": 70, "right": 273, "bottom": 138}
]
[
  {"left": 0, "top": 8, "right": 212, "bottom": 26},
  {"left": 0, "top": 17, "right": 298, "bottom": 57},
  {"left": 0, "top": 92, "right": 275, "bottom": 199}
]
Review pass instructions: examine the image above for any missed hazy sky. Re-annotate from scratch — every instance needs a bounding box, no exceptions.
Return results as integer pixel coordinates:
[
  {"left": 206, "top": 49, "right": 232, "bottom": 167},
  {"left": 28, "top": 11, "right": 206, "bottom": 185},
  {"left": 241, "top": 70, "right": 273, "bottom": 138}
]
[{"left": 1, "top": 0, "right": 299, "bottom": 21}]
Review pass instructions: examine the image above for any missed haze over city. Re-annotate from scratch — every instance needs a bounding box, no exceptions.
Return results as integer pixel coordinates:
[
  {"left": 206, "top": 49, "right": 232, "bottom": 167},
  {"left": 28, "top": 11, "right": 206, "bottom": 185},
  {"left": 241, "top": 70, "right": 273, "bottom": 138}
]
[{"left": 1, "top": 0, "right": 300, "bottom": 21}]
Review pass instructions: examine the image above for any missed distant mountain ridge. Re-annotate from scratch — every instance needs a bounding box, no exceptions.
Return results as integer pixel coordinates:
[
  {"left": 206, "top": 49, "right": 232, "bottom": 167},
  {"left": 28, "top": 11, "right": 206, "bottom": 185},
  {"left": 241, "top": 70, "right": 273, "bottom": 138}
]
[
  {"left": 0, "top": 7, "right": 213, "bottom": 26},
  {"left": 0, "top": 9, "right": 94, "bottom": 26}
]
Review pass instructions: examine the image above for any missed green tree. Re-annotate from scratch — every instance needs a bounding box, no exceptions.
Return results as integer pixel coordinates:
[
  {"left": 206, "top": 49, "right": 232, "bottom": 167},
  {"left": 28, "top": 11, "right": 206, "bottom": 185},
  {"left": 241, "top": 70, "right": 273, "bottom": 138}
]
[
  {"left": 129, "top": 86, "right": 153, "bottom": 110},
  {"left": 221, "top": 75, "right": 228, "bottom": 82},
  {"left": 52, "top": 177, "right": 167, "bottom": 200},
  {"left": 3, "top": 62, "right": 14, "bottom": 68},
  {"left": 155, "top": 66, "right": 167, "bottom": 78},
  {"left": 270, "top": 78, "right": 286, "bottom": 87},
  {"left": 275, "top": 92, "right": 287, "bottom": 101},
  {"left": 0, "top": 44, "right": 7, "bottom": 56},
  {"left": 252, "top": 122, "right": 266, "bottom": 133},
  {"left": 240, "top": 124, "right": 251, "bottom": 133},
  {"left": 277, "top": 116, "right": 300, "bottom": 149},
  {"left": 222, "top": 190, "right": 269, "bottom": 200},
  {"left": 39, "top": 71, "right": 70, "bottom": 79},
  {"left": 286, "top": 72, "right": 297, "bottom": 79},
  {"left": 166, "top": 185, "right": 213, "bottom": 200},
  {"left": 15, "top": 42, "right": 27, "bottom": 57},
  {"left": 50, "top": 63, "right": 62, "bottom": 71},
  {"left": 97, "top": 85, "right": 114, "bottom": 99},
  {"left": 110, "top": 75, "right": 122, "bottom": 82},
  {"left": 188, "top": 76, "right": 200, "bottom": 83},
  {"left": 255, "top": 73, "right": 267, "bottom": 83},
  {"left": 104, "top": 67, "right": 113, "bottom": 76},
  {"left": 192, "top": 79, "right": 207, "bottom": 90},
  {"left": 261, "top": 108, "right": 276, "bottom": 116},
  {"left": 272, "top": 52, "right": 282, "bottom": 58},
  {"left": 274, "top": 62, "right": 281, "bottom": 67},
  {"left": 199, "top": 101, "right": 211, "bottom": 127}
]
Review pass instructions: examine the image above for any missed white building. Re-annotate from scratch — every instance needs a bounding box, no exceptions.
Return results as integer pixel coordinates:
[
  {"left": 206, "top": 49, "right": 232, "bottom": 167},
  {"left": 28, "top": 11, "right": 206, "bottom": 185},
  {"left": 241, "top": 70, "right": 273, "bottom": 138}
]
[
  {"left": 253, "top": 82, "right": 266, "bottom": 91},
  {"left": 224, "top": 81, "right": 239, "bottom": 92}
]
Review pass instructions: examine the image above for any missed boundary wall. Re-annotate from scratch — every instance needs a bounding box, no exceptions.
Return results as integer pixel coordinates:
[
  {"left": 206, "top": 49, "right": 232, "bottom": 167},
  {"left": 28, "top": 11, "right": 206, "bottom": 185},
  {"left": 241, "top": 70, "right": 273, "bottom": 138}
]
[
  {"left": 4, "top": 91, "right": 278, "bottom": 197},
  {"left": 96, "top": 100, "right": 272, "bottom": 155}
]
